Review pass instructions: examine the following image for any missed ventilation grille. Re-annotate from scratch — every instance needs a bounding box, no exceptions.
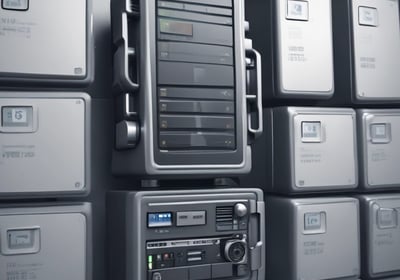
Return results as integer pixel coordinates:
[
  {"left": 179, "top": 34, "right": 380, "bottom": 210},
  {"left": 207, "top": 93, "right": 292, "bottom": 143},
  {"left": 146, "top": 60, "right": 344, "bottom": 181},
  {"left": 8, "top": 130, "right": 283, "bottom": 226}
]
[{"left": 216, "top": 206, "right": 233, "bottom": 224}]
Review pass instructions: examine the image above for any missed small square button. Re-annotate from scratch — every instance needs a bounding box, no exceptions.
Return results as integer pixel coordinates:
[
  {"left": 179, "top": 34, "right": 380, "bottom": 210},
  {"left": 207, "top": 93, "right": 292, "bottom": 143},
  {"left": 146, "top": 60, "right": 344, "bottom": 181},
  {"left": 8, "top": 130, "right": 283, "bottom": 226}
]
[
  {"left": 305, "top": 213, "right": 321, "bottom": 230},
  {"left": 359, "top": 6, "right": 379, "bottom": 27},
  {"left": 287, "top": 0, "right": 309, "bottom": 21},
  {"left": 301, "top": 121, "right": 321, "bottom": 143},
  {"left": 377, "top": 208, "right": 397, "bottom": 229},
  {"left": 304, "top": 212, "right": 326, "bottom": 235},
  {"left": 370, "top": 123, "right": 391, "bottom": 144},
  {"left": 2, "top": 0, "right": 29, "bottom": 11}
]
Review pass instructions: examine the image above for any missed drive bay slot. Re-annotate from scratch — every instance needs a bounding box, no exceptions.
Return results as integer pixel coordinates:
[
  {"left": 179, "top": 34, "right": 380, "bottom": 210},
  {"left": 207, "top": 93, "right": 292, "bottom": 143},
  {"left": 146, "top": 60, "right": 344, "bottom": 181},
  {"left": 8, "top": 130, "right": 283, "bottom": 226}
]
[
  {"left": 159, "top": 132, "right": 235, "bottom": 149},
  {"left": 158, "top": 62, "right": 234, "bottom": 86},
  {"left": 158, "top": 1, "right": 232, "bottom": 16},
  {"left": 158, "top": 42, "right": 233, "bottom": 65},
  {"left": 159, "top": 115, "right": 235, "bottom": 130},
  {"left": 165, "top": 0, "right": 233, "bottom": 8},
  {"left": 159, "top": 19, "right": 233, "bottom": 46},
  {"left": 158, "top": 87, "right": 234, "bottom": 101},
  {"left": 159, "top": 100, "right": 234, "bottom": 114},
  {"left": 158, "top": 8, "right": 232, "bottom": 25}
]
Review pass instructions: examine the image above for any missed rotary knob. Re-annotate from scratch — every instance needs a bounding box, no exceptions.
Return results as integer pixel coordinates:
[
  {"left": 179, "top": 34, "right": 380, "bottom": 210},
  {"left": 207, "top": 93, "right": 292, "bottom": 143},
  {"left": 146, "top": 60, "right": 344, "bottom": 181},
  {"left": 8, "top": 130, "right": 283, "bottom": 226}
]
[{"left": 234, "top": 203, "right": 248, "bottom": 218}]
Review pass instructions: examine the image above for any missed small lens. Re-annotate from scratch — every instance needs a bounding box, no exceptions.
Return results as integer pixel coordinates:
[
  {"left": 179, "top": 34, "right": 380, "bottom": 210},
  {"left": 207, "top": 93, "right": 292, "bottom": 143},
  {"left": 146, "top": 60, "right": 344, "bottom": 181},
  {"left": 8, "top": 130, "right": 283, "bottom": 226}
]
[{"left": 228, "top": 242, "right": 245, "bottom": 262}]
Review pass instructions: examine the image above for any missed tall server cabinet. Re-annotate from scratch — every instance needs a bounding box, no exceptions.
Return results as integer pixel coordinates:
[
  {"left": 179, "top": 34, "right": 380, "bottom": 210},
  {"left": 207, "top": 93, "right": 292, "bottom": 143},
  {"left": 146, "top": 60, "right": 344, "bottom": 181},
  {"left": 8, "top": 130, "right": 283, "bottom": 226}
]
[{"left": 112, "top": 0, "right": 262, "bottom": 176}]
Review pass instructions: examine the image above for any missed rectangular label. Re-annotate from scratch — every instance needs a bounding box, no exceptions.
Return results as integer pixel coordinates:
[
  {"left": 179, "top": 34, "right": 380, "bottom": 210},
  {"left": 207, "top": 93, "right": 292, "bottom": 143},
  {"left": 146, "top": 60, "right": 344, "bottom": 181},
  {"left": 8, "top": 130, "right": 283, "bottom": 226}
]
[
  {"left": 8, "top": 229, "right": 34, "bottom": 249},
  {"left": 2, "top": 106, "right": 32, "bottom": 128},
  {"left": 301, "top": 121, "right": 322, "bottom": 142},
  {"left": 6, "top": 227, "right": 40, "bottom": 254},
  {"left": 359, "top": 6, "right": 379, "bottom": 27},
  {"left": 176, "top": 211, "right": 206, "bottom": 226},
  {"left": 287, "top": 0, "right": 309, "bottom": 21},
  {"left": 304, "top": 212, "right": 326, "bottom": 234},
  {"left": 2, "top": 0, "right": 29, "bottom": 10},
  {"left": 304, "top": 213, "right": 321, "bottom": 230}
]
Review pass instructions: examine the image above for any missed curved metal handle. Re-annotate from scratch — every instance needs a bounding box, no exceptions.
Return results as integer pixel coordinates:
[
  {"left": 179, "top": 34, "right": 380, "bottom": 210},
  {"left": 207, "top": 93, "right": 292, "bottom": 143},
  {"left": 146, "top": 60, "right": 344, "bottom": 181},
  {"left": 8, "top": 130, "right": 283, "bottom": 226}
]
[
  {"left": 246, "top": 48, "right": 263, "bottom": 139},
  {"left": 114, "top": 12, "right": 139, "bottom": 92}
]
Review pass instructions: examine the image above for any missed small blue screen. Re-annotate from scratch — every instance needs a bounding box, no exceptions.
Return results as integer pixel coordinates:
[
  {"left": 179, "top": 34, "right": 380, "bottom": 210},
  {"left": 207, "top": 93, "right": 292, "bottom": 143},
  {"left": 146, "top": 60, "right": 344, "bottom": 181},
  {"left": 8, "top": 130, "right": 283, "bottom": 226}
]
[{"left": 148, "top": 212, "right": 173, "bottom": 227}]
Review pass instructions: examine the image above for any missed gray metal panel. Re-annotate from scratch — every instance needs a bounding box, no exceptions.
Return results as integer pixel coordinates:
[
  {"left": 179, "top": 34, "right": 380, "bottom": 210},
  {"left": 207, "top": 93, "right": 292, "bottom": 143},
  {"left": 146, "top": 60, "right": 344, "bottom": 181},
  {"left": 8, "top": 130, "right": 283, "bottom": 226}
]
[
  {"left": 294, "top": 198, "right": 360, "bottom": 280},
  {"left": 352, "top": 0, "right": 400, "bottom": 101},
  {"left": 266, "top": 196, "right": 360, "bottom": 280},
  {"left": 108, "top": 188, "right": 265, "bottom": 280},
  {"left": 0, "top": 92, "right": 91, "bottom": 198},
  {"left": 358, "top": 194, "right": 400, "bottom": 279},
  {"left": 275, "top": 0, "right": 334, "bottom": 98},
  {"left": 0, "top": 203, "right": 92, "bottom": 280},
  {"left": 0, "top": 0, "right": 94, "bottom": 85},
  {"left": 273, "top": 107, "right": 358, "bottom": 193},
  {"left": 358, "top": 109, "right": 400, "bottom": 189}
]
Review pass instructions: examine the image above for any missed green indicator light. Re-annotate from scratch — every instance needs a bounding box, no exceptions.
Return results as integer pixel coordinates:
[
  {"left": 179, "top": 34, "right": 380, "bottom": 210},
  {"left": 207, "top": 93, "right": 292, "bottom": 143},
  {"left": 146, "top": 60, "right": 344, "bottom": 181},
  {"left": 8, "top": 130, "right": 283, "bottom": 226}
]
[{"left": 148, "top": 255, "right": 153, "bottom": 263}]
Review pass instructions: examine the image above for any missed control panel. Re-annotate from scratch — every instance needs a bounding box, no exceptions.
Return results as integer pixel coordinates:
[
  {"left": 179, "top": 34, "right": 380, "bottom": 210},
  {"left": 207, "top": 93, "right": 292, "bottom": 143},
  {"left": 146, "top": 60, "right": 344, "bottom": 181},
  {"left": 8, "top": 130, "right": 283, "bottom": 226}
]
[
  {"left": 107, "top": 189, "right": 265, "bottom": 280},
  {"left": 144, "top": 203, "right": 251, "bottom": 279}
]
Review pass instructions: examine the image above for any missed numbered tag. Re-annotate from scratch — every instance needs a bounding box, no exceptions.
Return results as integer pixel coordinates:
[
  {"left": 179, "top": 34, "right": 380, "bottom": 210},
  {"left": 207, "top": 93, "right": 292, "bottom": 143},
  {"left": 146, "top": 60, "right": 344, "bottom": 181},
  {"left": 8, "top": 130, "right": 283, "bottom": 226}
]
[{"left": 2, "top": 106, "right": 32, "bottom": 127}]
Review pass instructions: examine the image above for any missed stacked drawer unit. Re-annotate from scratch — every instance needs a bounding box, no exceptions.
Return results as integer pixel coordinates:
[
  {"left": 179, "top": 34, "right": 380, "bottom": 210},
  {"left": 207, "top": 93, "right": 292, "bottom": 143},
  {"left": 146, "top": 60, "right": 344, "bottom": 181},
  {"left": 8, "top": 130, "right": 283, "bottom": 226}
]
[
  {"left": 112, "top": 0, "right": 262, "bottom": 176},
  {"left": 0, "top": 1, "right": 94, "bottom": 280},
  {"left": 157, "top": 0, "right": 237, "bottom": 151}
]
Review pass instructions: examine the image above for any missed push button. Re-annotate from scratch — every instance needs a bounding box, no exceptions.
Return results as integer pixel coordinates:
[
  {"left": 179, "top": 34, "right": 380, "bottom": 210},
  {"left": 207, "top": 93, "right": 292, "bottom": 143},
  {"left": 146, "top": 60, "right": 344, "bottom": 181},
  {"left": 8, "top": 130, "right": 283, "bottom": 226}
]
[
  {"left": 2, "top": 0, "right": 29, "bottom": 11},
  {"left": 377, "top": 208, "right": 398, "bottom": 229},
  {"left": 286, "top": 0, "right": 309, "bottom": 21},
  {"left": 303, "top": 212, "right": 326, "bottom": 234},
  {"left": 359, "top": 6, "right": 379, "bottom": 27},
  {"left": 370, "top": 123, "right": 391, "bottom": 144},
  {"left": 301, "top": 121, "right": 322, "bottom": 143}
]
